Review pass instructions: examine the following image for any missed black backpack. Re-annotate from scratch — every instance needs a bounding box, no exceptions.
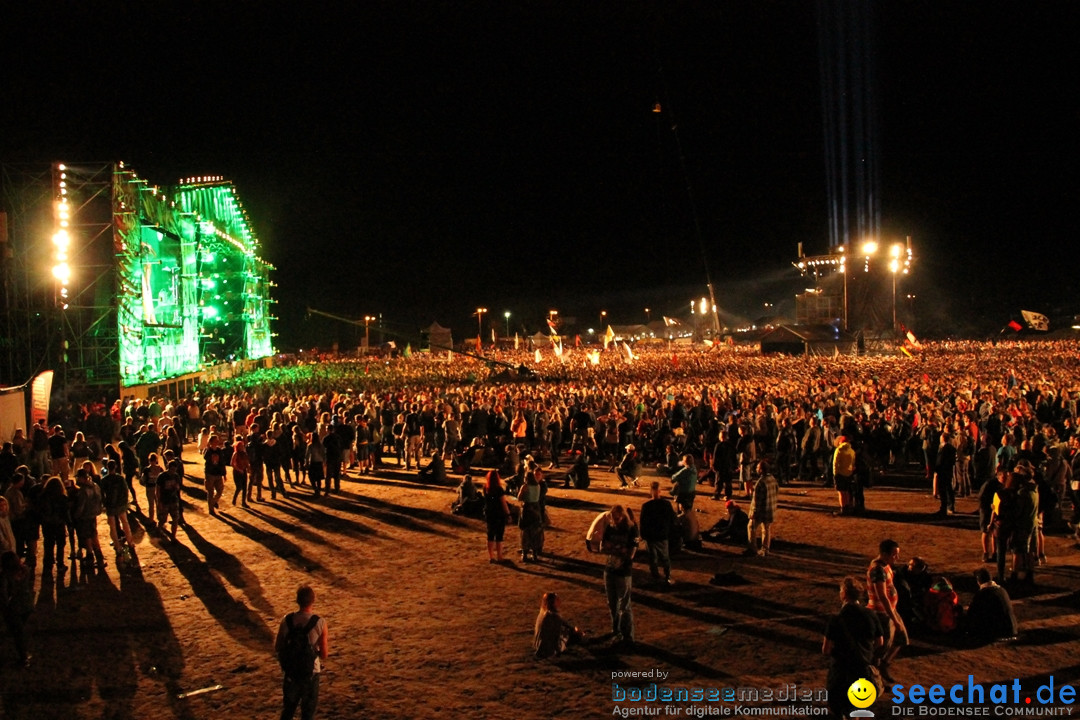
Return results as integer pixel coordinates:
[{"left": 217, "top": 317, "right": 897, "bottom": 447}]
[{"left": 279, "top": 613, "right": 320, "bottom": 681}]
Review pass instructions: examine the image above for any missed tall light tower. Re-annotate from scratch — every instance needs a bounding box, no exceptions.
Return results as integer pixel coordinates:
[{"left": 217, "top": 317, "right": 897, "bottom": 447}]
[
  {"left": 363, "top": 315, "right": 376, "bottom": 348},
  {"left": 476, "top": 307, "right": 487, "bottom": 344}
]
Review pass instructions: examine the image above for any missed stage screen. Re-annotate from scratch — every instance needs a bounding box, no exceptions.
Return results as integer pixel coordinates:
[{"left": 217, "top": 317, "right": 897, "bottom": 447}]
[{"left": 139, "top": 226, "right": 184, "bottom": 327}]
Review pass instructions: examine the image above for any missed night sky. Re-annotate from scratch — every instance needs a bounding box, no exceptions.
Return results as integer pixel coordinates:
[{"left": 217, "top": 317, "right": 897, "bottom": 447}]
[{"left": 3, "top": 2, "right": 1077, "bottom": 348}]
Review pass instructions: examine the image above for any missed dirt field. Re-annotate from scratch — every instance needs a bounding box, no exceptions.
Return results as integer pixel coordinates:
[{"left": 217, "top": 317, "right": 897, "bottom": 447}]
[{"left": 1, "top": 459, "right": 1077, "bottom": 720}]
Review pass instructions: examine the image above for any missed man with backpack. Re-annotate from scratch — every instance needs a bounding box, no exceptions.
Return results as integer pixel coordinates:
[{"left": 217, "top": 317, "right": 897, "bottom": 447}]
[{"left": 275, "top": 585, "right": 329, "bottom": 720}]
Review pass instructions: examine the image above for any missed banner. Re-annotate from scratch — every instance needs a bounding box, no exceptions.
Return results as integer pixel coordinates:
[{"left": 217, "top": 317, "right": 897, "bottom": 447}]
[
  {"left": 1021, "top": 310, "right": 1049, "bottom": 332},
  {"left": 0, "top": 388, "right": 27, "bottom": 444},
  {"left": 603, "top": 325, "right": 615, "bottom": 350},
  {"left": 31, "top": 370, "right": 53, "bottom": 426}
]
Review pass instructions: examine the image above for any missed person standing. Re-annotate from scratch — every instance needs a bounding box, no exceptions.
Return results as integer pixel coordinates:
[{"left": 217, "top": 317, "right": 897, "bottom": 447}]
[
  {"left": 230, "top": 439, "right": 250, "bottom": 508},
  {"left": 516, "top": 466, "right": 544, "bottom": 562},
  {"left": 934, "top": 432, "right": 958, "bottom": 516},
  {"left": 670, "top": 454, "right": 698, "bottom": 512},
  {"left": 483, "top": 470, "right": 511, "bottom": 563},
  {"left": 600, "top": 504, "right": 638, "bottom": 646},
  {"left": 71, "top": 469, "right": 106, "bottom": 570},
  {"left": 202, "top": 435, "right": 227, "bottom": 515},
  {"left": 47, "top": 427, "right": 71, "bottom": 485},
  {"left": 822, "top": 576, "right": 884, "bottom": 720},
  {"left": 710, "top": 429, "right": 737, "bottom": 500},
  {"left": 866, "top": 538, "right": 907, "bottom": 683},
  {"left": 639, "top": 481, "right": 677, "bottom": 585},
  {"left": 156, "top": 461, "right": 182, "bottom": 542},
  {"left": 275, "top": 585, "right": 329, "bottom": 720},
  {"left": 832, "top": 436, "right": 857, "bottom": 516},
  {"left": 748, "top": 460, "right": 779, "bottom": 556},
  {"left": 102, "top": 464, "right": 133, "bottom": 548},
  {"left": 0, "top": 551, "right": 34, "bottom": 667},
  {"left": 735, "top": 424, "right": 757, "bottom": 498}
]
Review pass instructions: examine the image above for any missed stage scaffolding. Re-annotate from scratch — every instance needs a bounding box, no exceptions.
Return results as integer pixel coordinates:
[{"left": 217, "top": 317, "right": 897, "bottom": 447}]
[{"left": 0, "top": 162, "right": 275, "bottom": 397}]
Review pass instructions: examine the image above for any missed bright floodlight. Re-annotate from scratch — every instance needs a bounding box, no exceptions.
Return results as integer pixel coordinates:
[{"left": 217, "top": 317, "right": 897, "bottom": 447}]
[
  {"left": 890, "top": 243, "right": 903, "bottom": 258},
  {"left": 52, "top": 263, "right": 71, "bottom": 283},
  {"left": 699, "top": 297, "right": 708, "bottom": 315},
  {"left": 861, "top": 240, "right": 878, "bottom": 256},
  {"left": 889, "top": 259, "right": 900, "bottom": 274},
  {"left": 52, "top": 230, "right": 70, "bottom": 248}
]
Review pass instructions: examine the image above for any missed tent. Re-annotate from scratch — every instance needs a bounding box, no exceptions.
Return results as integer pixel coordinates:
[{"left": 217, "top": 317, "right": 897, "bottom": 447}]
[
  {"left": 759, "top": 325, "right": 856, "bottom": 356},
  {"left": 423, "top": 322, "right": 453, "bottom": 351}
]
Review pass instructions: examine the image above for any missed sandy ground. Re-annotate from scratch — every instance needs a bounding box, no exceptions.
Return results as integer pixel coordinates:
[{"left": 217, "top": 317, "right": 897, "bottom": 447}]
[{"left": 1, "top": 456, "right": 1077, "bottom": 720}]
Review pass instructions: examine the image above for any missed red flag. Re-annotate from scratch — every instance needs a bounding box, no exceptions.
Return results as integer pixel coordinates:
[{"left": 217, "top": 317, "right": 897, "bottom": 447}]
[
  {"left": 1007, "top": 320, "right": 1023, "bottom": 332},
  {"left": 672, "top": 353, "right": 679, "bottom": 368},
  {"left": 574, "top": 334, "right": 581, "bottom": 347},
  {"left": 922, "top": 373, "right": 930, "bottom": 383}
]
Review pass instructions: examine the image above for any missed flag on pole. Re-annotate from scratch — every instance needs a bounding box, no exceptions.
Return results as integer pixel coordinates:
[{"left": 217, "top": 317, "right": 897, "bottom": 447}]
[
  {"left": 622, "top": 342, "right": 634, "bottom": 362},
  {"left": 547, "top": 317, "right": 558, "bottom": 334},
  {"left": 662, "top": 316, "right": 680, "bottom": 327},
  {"left": 476, "top": 336, "right": 482, "bottom": 352},
  {"left": 554, "top": 341, "right": 563, "bottom": 358},
  {"left": 603, "top": 325, "right": 615, "bottom": 350},
  {"left": 404, "top": 343, "right": 412, "bottom": 358},
  {"left": 491, "top": 328, "right": 496, "bottom": 344},
  {"left": 534, "top": 348, "right": 542, "bottom": 364},
  {"left": 1007, "top": 320, "right": 1023, "bottom": 332},
  {"left": 900, "top": 346, "right": 913, "bottom": 358},
  {"left": 900, "top": 324, "right": 922, "bottom": 350},
  {"left": 514, "top": 333, "right": 519, "bottom": 350},
  {"left": 1021, "top": 310, "right": 1049, "bottom": 331},
  {"left": 574, "top": 334, "right": 581, "bottom": 348}
]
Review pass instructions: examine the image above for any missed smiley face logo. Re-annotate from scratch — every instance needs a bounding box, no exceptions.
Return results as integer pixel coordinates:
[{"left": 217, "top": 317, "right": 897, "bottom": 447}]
[{"left": 848, "top": 678, "right": 877, "bottom": 709}]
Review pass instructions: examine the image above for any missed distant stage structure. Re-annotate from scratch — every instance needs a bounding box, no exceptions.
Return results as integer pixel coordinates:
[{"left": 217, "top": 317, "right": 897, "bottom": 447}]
[
  {"left": 0, "top": 162, "right": 275, "bottom": 397},
  {"left": 794, "top": 238, "right": 912, "bottom": 338}
]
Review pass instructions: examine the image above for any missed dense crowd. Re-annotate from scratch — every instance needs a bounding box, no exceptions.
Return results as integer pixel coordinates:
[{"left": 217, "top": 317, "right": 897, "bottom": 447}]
[{"left": 0, "top": 339, "right": 1077, "bottom": 688}]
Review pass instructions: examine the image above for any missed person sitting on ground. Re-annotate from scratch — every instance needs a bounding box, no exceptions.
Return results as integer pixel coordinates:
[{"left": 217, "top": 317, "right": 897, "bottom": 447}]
[
  {"left": 418, "top": 449, "right": 447, "bottom": 484},
  {"left": 924, "top": 575, "right": 961, "bottom": 634},
  {"left": 655, "top": 444, "right": 680, "bottom": 477},
  {"left": 566, "top": 450, "right": 590, "bottom": 490},
  {"left": 616, "top": 444, "right": 639, "bottom": 489},
  {"left": 962, "top": 567, "right": 1018, "bottom": 644},
  {"left": 453, "top": 437, "right": 484, "bottom": 475},
  {"left": 533, "top": 591, "right": 583, "bottom": 660},
  {"left": 451, "top": 474, "right": 484, "bottom": 518},
  {"left": 702, "top": 500, "right": 750, "bottom": 545},
  {"left": 894, "top": 556, "right": 934, "bottom": 629}
]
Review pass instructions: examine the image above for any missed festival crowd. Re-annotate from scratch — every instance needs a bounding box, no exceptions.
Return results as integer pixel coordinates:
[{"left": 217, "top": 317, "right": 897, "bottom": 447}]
[{"left": 0, "top": 339, "right": 1075, "bottom": 704}]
